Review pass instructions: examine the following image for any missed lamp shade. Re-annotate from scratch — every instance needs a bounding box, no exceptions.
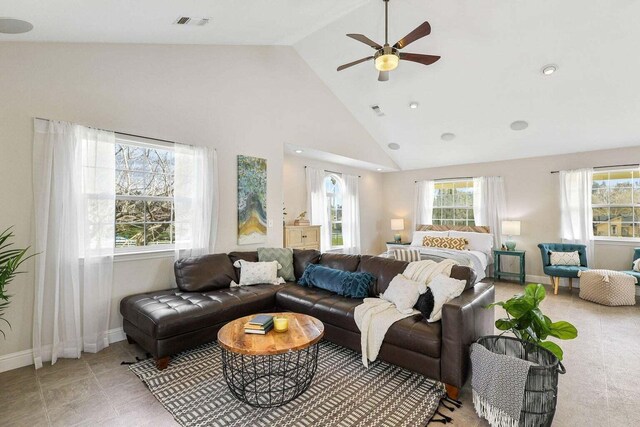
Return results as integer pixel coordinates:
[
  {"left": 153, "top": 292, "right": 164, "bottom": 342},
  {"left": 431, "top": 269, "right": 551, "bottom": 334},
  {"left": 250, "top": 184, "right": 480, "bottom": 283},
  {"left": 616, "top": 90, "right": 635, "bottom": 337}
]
[
  {"left": 391, "top": 218, "right": 405, "bottom": 231},
  {"left": 502, "top": 220, "right": 521, "bottom": 236}
]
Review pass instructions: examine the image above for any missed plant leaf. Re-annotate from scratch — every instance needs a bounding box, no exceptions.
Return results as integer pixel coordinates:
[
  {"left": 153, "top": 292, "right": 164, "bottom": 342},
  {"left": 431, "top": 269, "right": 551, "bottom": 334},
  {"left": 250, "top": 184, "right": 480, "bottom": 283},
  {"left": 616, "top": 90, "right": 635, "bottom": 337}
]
[
  {"left": 525, "top": 283, "right": 546, "bottom": 303},
  {"left": 503, "top": 296, "right": 535, "bottom": 318},
  {"left": 549, "top": 321, "right": 578, "bottom": 340},
  {"left": 539, "top": 341, "right": 564, "bottom": 361},
  {"left": 495, "top": 318, "right": 516, "bottom": 331}
]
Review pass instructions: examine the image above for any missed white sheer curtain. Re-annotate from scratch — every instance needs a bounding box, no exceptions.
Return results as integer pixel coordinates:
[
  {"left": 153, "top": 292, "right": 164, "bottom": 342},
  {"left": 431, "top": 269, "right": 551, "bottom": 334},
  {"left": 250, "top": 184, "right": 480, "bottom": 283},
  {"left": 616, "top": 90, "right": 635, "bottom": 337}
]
[
  {"left": 414, "top": 180, "right": 435, "bottom": 231},
  {"left": 473, "top": 176, "right": 506, "bottom": 249},
  {"left": 559, "top": 168, "right": 594, "bottom": 263},
  {"left": 33, "top": 119, "right": 115, "bottom": 368},
  {"left": 174, "top": 145, "right": 218, "bottom": 260},
  {"left": 306, "top": 167, "right": 331, "bottom": 252},
  {"left": 341, "top": 174, "right": 361, "bottom": 254}
]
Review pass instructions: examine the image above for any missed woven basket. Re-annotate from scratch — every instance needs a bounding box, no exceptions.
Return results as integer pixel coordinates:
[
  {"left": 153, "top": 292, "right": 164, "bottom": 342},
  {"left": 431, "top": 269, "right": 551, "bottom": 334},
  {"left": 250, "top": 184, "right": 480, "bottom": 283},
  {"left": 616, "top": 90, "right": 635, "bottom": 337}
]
[{"left": 476, "top": 336, "right": 566, "bottom": 427}]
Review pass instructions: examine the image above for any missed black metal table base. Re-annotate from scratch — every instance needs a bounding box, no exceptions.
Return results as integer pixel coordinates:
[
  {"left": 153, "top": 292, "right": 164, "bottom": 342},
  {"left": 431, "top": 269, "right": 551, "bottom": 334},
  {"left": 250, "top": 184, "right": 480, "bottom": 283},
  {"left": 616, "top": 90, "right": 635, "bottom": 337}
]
[{"left": 221, "top": 343, "right": 320, "bottom": 408}]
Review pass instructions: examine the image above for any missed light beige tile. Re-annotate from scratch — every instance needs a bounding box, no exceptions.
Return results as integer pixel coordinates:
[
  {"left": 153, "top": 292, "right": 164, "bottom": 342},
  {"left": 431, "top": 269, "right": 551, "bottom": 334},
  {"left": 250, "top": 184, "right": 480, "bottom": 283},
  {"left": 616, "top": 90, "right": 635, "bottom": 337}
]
[
  {"left": 47, "top": 393, "right": 117, "bottom": 427},
  {"left": 41, "top": 377, "right": 103, "bottom": 410},
  {"left": 37, "top": 363, "right": 93, "bottom": 388},
  {"left": 102, "top": 377, "right": 151, "bottom": 408},
  {"left": 4, "top": 394, "right": 48, "bottom": 425},
  {"left": 0, "top": 375, "right": 41, "bottom": 406}
]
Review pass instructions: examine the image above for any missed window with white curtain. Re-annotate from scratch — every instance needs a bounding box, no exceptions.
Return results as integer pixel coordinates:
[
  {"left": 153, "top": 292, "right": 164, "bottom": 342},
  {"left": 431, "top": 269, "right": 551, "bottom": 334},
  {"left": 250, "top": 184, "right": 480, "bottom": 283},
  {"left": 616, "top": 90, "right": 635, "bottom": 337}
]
[
  {"left": 325, "top": 174, "right": 344, "bottom": 249},
  {"left": 592, "top": 169, "right": 640, "bottom": 239},
  {"left": 432, "top": 180, "right": 475, "bottom": 226},
  {"left": 115, "top": 138, "right": 176, "bottom": 252}
]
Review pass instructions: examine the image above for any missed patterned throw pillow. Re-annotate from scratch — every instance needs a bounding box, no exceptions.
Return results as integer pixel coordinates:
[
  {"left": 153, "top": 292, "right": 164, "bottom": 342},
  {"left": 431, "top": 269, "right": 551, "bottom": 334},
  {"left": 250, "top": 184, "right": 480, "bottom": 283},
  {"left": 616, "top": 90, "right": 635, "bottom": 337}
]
[
  {"left": 257, "top": 247, "right": 295, "bottom": 281},
  {"left": 549, "top": 251, "right": 580, "bottom": 266},
  {"left": 231, "top": 260, "right": 283, "bottom": 286},
  {"left": 393, "top": 249, "right": 421, "bottom": 262},
  {"left": 422, "top": 236, "right": 468, "bottom": 251}
]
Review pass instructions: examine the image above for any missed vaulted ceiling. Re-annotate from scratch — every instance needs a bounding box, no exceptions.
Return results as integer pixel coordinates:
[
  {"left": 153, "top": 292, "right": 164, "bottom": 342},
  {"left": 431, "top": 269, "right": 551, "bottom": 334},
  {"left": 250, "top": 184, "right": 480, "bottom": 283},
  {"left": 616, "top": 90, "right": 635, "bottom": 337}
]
[{"left": 4, "top": 0, "right": 640, "bottom": 170}]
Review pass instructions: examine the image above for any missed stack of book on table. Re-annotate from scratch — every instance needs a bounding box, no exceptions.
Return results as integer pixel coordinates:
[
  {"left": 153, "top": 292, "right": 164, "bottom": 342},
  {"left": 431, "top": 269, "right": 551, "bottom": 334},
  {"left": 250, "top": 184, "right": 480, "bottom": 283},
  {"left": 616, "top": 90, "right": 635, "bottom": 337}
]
[{"left": 244, "top": 314, "right": 274, "bottom": 335}]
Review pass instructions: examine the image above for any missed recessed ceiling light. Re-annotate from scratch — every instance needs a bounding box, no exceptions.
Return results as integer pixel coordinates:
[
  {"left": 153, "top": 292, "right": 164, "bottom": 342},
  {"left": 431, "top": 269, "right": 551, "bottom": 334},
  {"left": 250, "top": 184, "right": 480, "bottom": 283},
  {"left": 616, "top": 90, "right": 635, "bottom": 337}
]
[
  {"left": 510, "top": 120, "right": 529, "bottom": 131},
  {"left": 409, "top": 102, "right": 419, "bottom": 109},
  {"left": 0, "top": 18, "right": 33, "bottom": 34},
  {"left": 541, "top": 64, "right": 558, "bottom": 75},
  {"left": 376, "top": 168, "right": 383, "bottom": 171},
  {"left": 388, "top": 143, "right": 401, "bottom": 150},
  {"left": 440, "top": 133, "right": 456, "bottom": 142},
  {"left": 294, "top": 149, "right": 303, "bottom": 154}
]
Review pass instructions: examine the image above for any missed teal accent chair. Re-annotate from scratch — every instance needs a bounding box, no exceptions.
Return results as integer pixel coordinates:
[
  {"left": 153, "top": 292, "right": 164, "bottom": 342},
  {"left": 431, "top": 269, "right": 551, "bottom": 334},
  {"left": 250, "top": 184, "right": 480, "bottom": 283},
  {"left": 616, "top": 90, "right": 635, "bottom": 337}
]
[
  {"left": 538, "top": 243, "right": 589, "bottom": 295},
  {"left": 620, "top": 247, "right": 640, "bottom": 284}
]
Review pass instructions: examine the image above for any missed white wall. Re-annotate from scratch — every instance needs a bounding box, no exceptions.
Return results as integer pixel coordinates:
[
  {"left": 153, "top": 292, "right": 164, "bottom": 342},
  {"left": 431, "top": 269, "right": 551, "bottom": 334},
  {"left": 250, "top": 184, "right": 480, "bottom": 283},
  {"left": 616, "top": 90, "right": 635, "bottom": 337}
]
[
  {"left": 382, "top": 146, "right": 640, "bottom": 280},
  {"left": 283, "top": 154, "right": 385, "bottom": 255},
  {"left": 0, "top": 42, "right": 395, "bottom": 359}
]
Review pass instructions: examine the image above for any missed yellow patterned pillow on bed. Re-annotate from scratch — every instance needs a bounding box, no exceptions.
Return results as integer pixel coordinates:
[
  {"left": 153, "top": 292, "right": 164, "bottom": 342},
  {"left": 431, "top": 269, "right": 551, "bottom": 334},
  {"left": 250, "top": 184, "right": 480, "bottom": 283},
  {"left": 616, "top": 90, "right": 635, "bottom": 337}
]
[{"left": 422, "top": 236, "right": 468, "bottom": 250}]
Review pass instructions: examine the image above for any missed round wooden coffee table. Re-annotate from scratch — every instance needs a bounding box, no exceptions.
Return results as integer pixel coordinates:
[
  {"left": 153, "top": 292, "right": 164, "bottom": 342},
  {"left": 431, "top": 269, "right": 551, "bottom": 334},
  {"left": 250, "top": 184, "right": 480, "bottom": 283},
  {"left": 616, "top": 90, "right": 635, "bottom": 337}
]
[{"left": 217, "top": 312, "right": 324, "bottom": 408}]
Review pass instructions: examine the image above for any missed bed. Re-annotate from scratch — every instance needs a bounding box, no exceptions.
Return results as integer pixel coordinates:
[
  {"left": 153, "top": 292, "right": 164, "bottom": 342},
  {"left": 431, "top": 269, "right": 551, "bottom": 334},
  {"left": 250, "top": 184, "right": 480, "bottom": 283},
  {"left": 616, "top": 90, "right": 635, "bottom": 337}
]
[{"left": 382, "top": 225, "right": 494, "bottom": 282}]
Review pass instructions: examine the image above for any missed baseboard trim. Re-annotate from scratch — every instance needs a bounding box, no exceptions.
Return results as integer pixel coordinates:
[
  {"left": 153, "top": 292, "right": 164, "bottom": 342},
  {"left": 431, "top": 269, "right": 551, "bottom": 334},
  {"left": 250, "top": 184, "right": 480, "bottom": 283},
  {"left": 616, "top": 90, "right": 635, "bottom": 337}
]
[
  {"left": 497, "top": 274, "right": 640, "bottom": 296},
  {"left": 0, "top": 327, "right": 126, "bottom": 374}
]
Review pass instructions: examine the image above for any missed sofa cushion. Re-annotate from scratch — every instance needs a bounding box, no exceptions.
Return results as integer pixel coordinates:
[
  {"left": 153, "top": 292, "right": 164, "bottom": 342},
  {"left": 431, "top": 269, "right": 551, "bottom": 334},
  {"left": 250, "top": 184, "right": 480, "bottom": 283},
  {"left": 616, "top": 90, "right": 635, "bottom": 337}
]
[
  {"left": 358, "top": 255, "right": 408, "bottom": 295},
  {"left": 451, "top": 265, "right": 478, "bottom": 291},
  {"left": 384, "top": 315, "right": 442, "bottom": 358},
  {"left": 293, "top": 249, "right": 321, "bottom": 280},
  {"left": 319, "top": 253, "right": 360, "bottom": 272},
  {"left": 276, "top": 283, "right": 335, "bottom": 314},
  {"left": 174, "top": 254, "right": 236, "bottom": 292},
  {"left": 120, "top": 285, "right": 278, "bottom": 339},
  {"left": 298, "top": 264, "right": 372, "bottom": 298}
]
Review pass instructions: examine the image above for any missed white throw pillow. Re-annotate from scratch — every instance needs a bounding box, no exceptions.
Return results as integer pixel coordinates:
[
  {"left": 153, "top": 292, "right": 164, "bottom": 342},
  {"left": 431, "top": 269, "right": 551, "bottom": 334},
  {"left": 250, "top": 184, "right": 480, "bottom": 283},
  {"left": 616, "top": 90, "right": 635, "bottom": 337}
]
[
  {"left": 426, "top": 274, "right": 467, "bottom": 322},
  {"left": 381, "top": 274, "right": 426, "bottom": 314},
  {"left": 410, "top": 231, "right": 449, "bottom": 247},
  {"left": 449, "top": 231, "right": 493, "bottom": 254},
  {"left": 231, "top": 260, "right": 284, "bottom": 286},
  {"left": 393, "top": 249, "right": 421, "bottom": 262},
  {"left": 549, "top": 251, "right": 580, "bottom": 266},
  {"left": 633, "top": 258, "right": 640, "bottom": 272}
]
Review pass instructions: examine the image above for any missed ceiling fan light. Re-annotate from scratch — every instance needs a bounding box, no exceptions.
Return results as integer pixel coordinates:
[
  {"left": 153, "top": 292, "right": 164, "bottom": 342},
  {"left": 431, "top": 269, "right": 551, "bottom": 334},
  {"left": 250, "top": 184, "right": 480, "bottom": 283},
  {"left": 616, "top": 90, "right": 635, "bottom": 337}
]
[{"left": 375, "top": 54, "right": 399, "bottom": 72}]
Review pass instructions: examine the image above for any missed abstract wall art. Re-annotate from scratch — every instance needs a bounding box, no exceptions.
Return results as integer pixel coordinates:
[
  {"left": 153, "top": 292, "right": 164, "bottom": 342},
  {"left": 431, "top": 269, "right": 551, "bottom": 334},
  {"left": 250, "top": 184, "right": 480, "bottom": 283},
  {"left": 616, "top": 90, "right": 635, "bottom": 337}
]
[{"left": 237, "top": 155, "right": 267, "bottom": 245}]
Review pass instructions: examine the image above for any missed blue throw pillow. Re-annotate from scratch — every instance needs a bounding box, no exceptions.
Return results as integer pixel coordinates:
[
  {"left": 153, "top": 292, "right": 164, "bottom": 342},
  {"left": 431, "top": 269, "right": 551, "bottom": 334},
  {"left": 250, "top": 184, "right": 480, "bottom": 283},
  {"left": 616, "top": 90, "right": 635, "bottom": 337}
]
[{"left": 298, "top": 264, "right": 374, "bottom": 298}]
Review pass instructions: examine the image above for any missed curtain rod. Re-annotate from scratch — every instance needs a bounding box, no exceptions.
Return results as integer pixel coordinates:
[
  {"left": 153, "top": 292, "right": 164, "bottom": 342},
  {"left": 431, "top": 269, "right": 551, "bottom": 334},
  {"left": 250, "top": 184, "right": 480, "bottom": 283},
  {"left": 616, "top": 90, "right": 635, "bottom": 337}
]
[
  {"left": 414, "top": 176, "right": 473, "bottom": 183},
  {"left": 550, "top": 163, "right": 639, "bottom": 174},
  {"left": 35, "top": 117, "right": 181, "bottom": 146},
  {"left": 304, "top": 166, "right": 361, "bottom": 178}
]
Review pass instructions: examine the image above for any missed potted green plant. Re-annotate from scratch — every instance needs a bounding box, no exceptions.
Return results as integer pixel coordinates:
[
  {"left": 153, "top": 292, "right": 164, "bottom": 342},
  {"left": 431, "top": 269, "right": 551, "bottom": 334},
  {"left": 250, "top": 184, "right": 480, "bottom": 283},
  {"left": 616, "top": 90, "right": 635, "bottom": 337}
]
[
  {"left": 0, "top": 227, "right": 35, "bottom": 339},
  {"left": 488, "top": 283, "right": 578, "bottom": 360}
]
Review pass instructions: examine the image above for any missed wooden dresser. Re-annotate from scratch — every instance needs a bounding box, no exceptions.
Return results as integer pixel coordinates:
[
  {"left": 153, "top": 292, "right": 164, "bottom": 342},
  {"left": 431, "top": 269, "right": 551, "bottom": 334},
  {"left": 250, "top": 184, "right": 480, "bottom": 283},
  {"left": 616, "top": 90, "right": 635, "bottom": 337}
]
[{"left": 284, "top": 225, "right": 321, "bottom": 250}]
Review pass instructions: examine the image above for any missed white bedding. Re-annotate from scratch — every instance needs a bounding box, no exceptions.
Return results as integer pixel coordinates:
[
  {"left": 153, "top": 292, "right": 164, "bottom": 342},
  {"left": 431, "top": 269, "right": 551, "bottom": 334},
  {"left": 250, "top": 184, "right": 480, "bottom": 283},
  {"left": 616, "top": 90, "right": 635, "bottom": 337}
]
[{"left": 383, "top": 244, "right": 490, "bottom": 281}]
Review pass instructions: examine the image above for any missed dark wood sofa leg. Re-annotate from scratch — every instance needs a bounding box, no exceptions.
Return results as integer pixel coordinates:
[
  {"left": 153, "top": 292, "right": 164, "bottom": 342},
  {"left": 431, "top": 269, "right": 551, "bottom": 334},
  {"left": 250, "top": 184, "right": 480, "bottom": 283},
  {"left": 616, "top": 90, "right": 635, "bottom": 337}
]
[
  {"left": 156, "top": 356, "right": 170, "bottom": 370},
  {"left": 445, "top": 384, "right": 460, "bottom": 400},
  {"left": 126, "top": 335, "right": 136, "bottom": 344}
]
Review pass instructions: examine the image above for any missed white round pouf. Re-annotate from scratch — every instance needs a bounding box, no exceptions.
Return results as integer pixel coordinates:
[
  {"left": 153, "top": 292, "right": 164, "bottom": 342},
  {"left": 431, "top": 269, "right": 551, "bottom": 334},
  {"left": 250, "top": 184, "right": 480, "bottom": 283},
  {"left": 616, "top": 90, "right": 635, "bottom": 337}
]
[{"left": 578, "top": 269, "right": 637, "bottom": 306}]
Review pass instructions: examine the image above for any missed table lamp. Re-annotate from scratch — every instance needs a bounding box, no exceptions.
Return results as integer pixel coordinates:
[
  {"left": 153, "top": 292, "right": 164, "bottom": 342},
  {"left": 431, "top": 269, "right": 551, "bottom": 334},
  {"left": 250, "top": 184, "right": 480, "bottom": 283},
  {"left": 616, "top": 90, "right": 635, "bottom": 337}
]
[
  {"left": 502, "top": 220, "right": 521, "bottom": 251},
  {"left": 391, "top": 218, "right": 404, "bottom": 243}
]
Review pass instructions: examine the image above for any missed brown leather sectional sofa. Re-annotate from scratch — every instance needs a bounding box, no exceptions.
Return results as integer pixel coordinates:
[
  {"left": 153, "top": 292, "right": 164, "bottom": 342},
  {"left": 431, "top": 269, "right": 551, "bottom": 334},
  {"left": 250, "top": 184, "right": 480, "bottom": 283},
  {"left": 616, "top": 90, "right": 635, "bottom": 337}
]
[{"left": 120, "top": 249, "right": 494, "bottom": 398}]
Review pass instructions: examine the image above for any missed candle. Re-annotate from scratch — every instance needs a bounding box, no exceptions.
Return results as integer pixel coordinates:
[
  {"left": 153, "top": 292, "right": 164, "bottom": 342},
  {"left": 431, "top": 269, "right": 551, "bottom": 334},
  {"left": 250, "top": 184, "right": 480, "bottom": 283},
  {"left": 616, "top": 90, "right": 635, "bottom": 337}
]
[{"left": 274, "top": 316, "right": 288, "bottom": 333}]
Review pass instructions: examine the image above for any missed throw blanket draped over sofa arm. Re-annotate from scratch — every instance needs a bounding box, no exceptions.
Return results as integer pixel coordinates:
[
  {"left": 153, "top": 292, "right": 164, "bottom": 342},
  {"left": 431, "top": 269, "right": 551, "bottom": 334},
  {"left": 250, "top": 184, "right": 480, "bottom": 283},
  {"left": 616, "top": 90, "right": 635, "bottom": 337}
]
[{"left": 440, "top": 282, "right": 495, "bottom": 389}]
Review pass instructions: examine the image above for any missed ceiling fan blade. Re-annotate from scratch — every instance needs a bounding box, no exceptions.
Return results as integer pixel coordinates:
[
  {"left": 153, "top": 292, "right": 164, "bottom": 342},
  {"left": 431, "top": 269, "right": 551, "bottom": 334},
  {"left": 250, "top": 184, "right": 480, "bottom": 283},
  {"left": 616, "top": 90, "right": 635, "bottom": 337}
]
[
  {"left": 337, "top": 56, "right": 374, "bottom": 71},
  {"left": 346, "top": 33, "right": 382, "bottom": 49},
  {"left": 399, "top": 52, "right": 441, "bottom": 66},
  {"left": 393, "top": 22, "right": 431, "bottom": 49},
  {"left": 378, "top": 71, "right": 389, "bottom": 82}
]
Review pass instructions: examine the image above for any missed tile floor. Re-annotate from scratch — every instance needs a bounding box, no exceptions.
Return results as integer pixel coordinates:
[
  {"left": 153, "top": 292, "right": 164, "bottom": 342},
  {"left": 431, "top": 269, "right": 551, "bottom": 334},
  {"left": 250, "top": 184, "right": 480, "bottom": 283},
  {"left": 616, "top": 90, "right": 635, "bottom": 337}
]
[{"left": 2, "top": 281, "right": 639, "bottom": 427}]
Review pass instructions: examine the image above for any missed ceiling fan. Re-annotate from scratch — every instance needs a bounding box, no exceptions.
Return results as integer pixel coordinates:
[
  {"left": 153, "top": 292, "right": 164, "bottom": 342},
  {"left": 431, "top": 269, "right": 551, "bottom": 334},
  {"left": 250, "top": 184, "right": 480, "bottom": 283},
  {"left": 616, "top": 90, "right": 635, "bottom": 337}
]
[{"left": 337, "top": 0, "right": 440, "bottom": 82}]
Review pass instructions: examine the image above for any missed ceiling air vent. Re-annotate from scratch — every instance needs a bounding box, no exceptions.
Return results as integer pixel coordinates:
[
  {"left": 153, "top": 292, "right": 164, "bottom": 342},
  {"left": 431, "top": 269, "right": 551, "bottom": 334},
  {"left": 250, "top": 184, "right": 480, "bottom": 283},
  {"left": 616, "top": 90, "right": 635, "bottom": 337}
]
[
  {"left": 174, "top": 17, "right": 210, "bottom": 26},
  {"left": 371, "top": 105, "right": 385, "bottom": 117}
]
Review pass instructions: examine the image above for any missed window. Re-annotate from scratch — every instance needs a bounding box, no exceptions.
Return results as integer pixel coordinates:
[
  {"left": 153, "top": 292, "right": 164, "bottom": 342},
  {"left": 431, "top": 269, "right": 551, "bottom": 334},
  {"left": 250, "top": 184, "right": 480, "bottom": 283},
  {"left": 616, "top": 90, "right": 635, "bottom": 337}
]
[
  {"left": 592, "top": 169, "right": 640, "bottom": 239},
  {"left": 115, "top": 140, "right": 175, "bottom": 251},
  {"left": 432, "top": 180, "right": 475, "bottom": 226},
  {"left": 325, "top": 175, "right": 343, "bottom": 248}
]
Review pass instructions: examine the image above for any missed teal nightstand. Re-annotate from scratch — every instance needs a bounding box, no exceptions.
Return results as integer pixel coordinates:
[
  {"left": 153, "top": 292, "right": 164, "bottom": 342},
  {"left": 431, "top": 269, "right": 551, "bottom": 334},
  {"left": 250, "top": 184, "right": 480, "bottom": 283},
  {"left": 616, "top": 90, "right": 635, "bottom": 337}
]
[
  {"left": 494, "top": 249, "right": 526, "bottom": 284},
  {"left": 386, "top": 242, "right": 411, "bottom": 245}
]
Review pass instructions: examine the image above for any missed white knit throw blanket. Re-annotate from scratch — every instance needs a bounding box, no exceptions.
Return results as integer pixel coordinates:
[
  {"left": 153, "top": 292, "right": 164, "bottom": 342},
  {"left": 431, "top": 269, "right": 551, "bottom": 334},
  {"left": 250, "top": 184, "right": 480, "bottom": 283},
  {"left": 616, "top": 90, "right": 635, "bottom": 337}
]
[
  {"left": 471, "top": 343, "right": 533, "bottom": 427},
  {"left": 353, "top": 259, "right": 459, "bottom": 368},
  {"left": 403, "top": 259, "right": 458, "bottom": 283}
]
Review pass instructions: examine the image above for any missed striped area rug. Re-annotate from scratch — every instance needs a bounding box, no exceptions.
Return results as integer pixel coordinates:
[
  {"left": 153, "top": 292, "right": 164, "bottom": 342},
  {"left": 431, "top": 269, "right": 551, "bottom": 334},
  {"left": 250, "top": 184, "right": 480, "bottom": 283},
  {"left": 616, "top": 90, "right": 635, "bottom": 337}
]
[{"left": 130, "top": 341, "right": 447, "bottom": 427}]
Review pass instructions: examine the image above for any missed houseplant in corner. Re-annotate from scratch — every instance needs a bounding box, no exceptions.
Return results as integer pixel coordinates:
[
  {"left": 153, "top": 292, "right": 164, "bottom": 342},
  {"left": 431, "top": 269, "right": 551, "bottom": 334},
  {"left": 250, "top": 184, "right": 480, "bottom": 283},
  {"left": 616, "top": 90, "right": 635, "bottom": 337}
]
[
  {"left": 0, "top": 227, "right": 35, "bottom": 338},
  {"left": 474, "top": 283, "right": 578, "bottom": 426}
]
